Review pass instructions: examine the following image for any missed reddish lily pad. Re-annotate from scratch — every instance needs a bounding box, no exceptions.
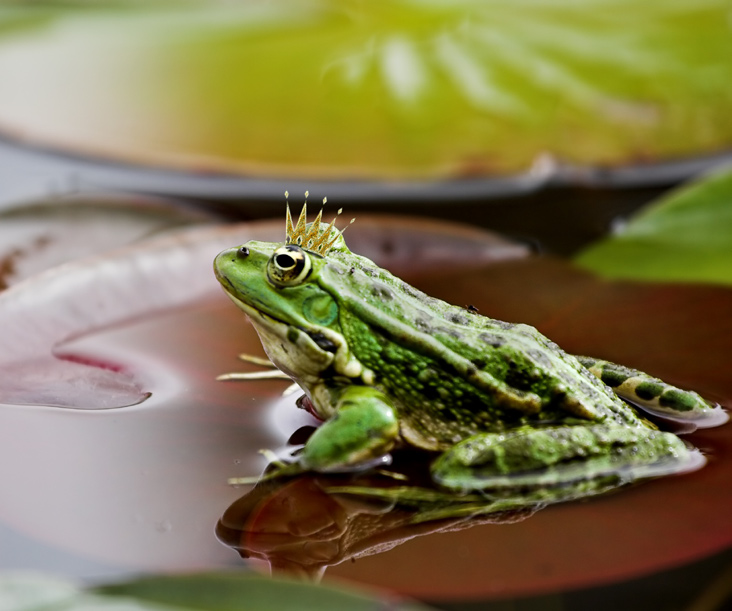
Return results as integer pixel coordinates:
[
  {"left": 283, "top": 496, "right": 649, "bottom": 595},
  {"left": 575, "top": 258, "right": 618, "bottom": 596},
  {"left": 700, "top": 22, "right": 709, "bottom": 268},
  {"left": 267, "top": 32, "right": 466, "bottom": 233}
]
[
  {"left": 0, "top": 194, "right": 215, "bottom": 290},
  {"left": 0, "top": 215, "right": 527, "bottom": 581},
  {"left": 0, "top": 211, "right": 525, "bottom": 407},
  {"left": 0, "top": 213, "right": 729, "bottom": 603}
]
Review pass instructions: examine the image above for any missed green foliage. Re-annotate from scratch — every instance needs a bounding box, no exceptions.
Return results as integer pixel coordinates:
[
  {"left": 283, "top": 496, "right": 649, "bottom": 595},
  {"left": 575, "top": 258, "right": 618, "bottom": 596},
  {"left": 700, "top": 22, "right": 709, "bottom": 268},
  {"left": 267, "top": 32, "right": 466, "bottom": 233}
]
[
  {"left": 0, "top": 0, "right": 730, "bottom": 178},
  {"left": 97, "top": 573, "right": 435, "bottom": 611},
  {"left": 576, "top": 167, "right": 732, "bottom": 285},
  {"left": 0, "top": 572, "right": 434, "bottom": 611}
]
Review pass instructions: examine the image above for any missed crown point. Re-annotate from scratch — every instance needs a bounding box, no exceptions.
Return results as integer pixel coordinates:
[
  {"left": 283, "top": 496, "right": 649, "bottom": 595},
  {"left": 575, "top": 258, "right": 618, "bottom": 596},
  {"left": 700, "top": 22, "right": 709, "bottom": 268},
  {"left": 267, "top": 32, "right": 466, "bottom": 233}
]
[{"left": 284, "top": 194, "right": 353, "bottom": 257}]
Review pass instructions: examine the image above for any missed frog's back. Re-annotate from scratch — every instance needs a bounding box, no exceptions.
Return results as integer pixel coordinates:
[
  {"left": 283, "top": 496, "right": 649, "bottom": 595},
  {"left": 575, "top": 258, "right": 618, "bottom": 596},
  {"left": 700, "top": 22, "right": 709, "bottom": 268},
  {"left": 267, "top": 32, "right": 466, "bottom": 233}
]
[{"left": 323, "top": 252, "right": 636, "bottom": 450}]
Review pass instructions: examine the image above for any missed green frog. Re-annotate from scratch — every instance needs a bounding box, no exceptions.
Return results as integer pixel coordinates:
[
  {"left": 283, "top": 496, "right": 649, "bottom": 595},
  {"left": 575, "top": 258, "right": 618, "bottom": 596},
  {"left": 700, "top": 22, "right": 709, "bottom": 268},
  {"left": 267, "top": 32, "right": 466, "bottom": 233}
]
[{"left": 214, "top": 204, "right": 725, "bottom": 496}]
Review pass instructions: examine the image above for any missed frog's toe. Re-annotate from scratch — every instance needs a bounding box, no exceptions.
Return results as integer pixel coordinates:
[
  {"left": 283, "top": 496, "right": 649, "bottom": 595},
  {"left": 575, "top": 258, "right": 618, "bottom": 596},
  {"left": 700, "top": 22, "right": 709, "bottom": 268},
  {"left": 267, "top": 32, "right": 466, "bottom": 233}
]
[
  {"left": 578, "top": 356, "right": 728, "bottom": 427},
  {"left": 637, "top": 394, "right": 728, "bottom": 428},
  {"left": 431, "top": 425, "right": 701, "bottom": 496}
]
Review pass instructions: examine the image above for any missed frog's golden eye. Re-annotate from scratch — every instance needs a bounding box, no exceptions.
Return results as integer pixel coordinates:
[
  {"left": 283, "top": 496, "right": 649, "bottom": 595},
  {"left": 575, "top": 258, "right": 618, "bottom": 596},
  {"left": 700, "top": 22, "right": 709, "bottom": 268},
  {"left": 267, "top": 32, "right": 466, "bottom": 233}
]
[{"left": 268, "top": 245, "right": 312, "bottom": 287}]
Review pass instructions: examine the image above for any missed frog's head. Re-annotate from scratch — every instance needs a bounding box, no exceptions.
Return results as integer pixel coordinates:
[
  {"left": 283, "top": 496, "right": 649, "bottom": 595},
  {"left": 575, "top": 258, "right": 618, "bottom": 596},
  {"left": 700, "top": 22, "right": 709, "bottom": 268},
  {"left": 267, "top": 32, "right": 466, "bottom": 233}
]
[{"left": 214, "top": 213, "right": 361, "bottom": 406}]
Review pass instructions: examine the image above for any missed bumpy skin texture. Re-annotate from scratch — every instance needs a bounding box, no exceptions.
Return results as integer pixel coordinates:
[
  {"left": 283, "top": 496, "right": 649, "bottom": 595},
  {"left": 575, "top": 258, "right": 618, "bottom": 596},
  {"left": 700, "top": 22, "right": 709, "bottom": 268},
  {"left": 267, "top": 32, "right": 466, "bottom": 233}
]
[{"left": 214, "top": 225, "right": 723, "bottom": 493}]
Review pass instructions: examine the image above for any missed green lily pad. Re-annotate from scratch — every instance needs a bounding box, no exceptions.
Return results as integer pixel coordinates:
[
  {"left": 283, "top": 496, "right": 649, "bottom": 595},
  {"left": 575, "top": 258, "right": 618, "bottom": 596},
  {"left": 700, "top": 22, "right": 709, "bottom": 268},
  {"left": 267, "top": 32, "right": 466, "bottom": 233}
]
[
  {"left": 96, "top": 573, "right": 434, "bottom": 611},
  {"left": 0, "top": 572, "right": 433, "bottom": 611},
  {"left": 575, "top": 167, "right": 732, "bottom": 285},
  {"left": 0, "top": 574, "right": 170, "bottom": 610},
  {"left": 0, "top": 0, "right": 730, "bottom": 179}
]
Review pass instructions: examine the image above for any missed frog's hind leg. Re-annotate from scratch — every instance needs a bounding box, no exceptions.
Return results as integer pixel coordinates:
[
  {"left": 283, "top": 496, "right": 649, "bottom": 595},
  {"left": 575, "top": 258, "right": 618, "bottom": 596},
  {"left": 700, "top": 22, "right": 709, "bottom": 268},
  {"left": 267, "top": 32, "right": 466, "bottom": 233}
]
[
  {"left": 577, "top": 356, "right": 727, "bottom": 427},
  {"left": 431, "top": 425, "right": 701, "bottom": 497}
]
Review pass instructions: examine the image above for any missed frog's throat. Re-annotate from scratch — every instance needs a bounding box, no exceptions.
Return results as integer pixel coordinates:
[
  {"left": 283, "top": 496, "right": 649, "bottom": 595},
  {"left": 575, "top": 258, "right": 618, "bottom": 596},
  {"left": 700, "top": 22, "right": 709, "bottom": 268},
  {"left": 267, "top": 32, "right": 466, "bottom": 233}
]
[{"left": 224, "top": 293, "right": 370, "bottom": 385}]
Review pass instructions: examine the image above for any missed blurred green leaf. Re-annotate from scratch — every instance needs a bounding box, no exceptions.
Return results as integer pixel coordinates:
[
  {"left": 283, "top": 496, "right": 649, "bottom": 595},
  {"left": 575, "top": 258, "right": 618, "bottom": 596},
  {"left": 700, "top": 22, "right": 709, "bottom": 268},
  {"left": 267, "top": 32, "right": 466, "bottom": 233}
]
[
  {"left": 0, "top": 0, "right": 730, "bottom": 178},
  {"left": 575, "top": 167, "right": 732, "bottom": 285},
  {"left": 0, "top": 574, "right": 171, "bottom": 610},
  {"left": 0, "top": 572, "right": 434, "bottom": 611},
  {"left": 96, "top": 572, "right": 435, "bottom": 611}
]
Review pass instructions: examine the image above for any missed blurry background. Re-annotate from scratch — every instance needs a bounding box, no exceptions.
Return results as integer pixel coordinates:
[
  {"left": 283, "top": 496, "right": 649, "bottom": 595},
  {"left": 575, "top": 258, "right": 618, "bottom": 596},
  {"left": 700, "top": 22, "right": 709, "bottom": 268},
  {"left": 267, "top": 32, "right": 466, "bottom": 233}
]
[{"left": 1, "top": 0, "right": 731, "bottom": 252}]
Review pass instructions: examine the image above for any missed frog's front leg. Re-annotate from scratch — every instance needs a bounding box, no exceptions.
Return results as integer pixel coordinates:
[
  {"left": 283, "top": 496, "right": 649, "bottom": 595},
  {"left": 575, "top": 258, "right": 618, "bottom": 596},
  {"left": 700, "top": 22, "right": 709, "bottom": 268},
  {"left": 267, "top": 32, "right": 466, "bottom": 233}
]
[
  {"left": 431, "top": 424, "right": 697, "bottom": 495},
  {"left": 301, "top": 386, "right": 399, "bottom": 472},
  {"left": 577, "top": 356, "right": 725, "bottom": 425}
]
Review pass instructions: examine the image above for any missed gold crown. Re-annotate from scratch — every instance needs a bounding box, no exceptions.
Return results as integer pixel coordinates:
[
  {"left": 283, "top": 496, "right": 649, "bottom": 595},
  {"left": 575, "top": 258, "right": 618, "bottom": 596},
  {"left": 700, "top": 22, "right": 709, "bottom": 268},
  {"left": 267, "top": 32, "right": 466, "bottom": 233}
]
[{"left": 284, "top": 191, "right": 353, "bottom": 256}]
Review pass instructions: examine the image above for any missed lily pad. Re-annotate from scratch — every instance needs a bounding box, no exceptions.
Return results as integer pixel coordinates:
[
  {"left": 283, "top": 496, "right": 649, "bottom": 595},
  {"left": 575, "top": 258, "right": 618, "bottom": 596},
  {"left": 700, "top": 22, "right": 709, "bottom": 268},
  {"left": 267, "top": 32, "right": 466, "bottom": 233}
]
[
  {"left": 0, "top": 210, "right": 730, "bottom": 602},
  {"left": 0, "top": 195, "right": 215, "bottom": 290},
  {"left": 575, "top": 166, "right": 732, "bottom": 285},
  {"left": 0, "top": 572, "right": 433, "bottom": 611},
  {"left": 0, "top": 212, "right": 524, "bottom": 408},
  {"left": 0, "top": 1, "right": 730, "bottom": 180},
  {"left": 97, "top": 573, "right": 433, "bottom": 611}
]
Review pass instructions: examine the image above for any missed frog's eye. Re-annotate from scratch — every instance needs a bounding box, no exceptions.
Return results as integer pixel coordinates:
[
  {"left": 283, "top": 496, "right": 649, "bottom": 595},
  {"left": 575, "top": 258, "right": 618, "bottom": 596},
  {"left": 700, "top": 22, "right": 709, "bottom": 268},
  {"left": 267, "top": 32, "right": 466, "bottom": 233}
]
[{"left": 268, "top": 245, "right": 312, "bottom": 287}]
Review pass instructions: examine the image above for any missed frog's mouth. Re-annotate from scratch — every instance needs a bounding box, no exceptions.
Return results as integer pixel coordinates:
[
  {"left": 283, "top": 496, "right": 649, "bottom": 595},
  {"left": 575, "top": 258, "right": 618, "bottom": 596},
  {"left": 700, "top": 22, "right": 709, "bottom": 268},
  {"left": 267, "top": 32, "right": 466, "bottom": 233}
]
[
  {"left": 219, "top": 279, "right": 367, "bottom": 389},
  {"left": 223, "top": 292, "right": 338, "bottom": 379},
  {"left": 226, "top": 293, "right": 337, "bottom": 350}
]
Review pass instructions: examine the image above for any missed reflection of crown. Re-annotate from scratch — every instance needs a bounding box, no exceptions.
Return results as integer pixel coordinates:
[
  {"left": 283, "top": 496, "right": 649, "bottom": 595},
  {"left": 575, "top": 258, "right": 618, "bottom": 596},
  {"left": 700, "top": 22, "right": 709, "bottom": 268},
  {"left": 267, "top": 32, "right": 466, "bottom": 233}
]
[{"left": 284, "top": 191, "right": 353, "bottom": 256}]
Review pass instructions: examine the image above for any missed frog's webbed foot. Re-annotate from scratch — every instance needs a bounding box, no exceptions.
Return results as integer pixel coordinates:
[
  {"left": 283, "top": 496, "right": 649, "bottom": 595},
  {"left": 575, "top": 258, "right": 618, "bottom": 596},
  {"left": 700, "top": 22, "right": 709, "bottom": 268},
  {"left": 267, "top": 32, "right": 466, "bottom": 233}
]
[
  {"left": 578, "top": 356, "right": 728, "bottom": 428},
  {"left": 431, "top": 425, "right": 702, "bottom": 498},
  {"left": 301, "top": 386, "right": 399, "bottom": 473},
  {"left": 228, "top": 449, "right": 306, "bottom": 486}
]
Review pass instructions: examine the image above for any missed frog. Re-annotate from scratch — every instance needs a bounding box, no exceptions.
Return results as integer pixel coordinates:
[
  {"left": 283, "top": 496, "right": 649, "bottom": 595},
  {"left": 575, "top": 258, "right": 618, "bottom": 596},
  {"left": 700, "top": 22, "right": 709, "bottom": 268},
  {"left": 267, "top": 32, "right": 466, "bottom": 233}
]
[{"left": 214, "top": 202, "right": 726, "bottom": 497}]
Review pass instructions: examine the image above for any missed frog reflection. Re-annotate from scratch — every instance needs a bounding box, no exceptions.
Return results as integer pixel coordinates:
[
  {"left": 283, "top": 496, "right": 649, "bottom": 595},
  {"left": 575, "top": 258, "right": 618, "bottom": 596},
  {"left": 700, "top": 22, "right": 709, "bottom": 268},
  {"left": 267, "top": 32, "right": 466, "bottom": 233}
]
[{"left": 216, "top": 448, "right": 539, "bottom": 580}]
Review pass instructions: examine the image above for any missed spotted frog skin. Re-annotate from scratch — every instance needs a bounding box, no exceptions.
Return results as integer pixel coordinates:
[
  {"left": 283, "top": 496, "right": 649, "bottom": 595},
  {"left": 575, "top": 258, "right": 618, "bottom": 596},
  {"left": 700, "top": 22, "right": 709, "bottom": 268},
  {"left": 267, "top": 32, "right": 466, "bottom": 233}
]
[{"left": 214, "top": 220, "right": 725, "bottom": 494}]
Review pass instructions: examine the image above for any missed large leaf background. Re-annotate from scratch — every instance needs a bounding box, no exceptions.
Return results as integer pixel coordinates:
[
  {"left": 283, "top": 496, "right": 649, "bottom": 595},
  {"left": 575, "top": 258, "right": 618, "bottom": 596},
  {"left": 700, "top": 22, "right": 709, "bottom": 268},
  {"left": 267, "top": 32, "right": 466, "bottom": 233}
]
[{"left": 0, "top": 0, "right": 730, "bottom": 179}]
